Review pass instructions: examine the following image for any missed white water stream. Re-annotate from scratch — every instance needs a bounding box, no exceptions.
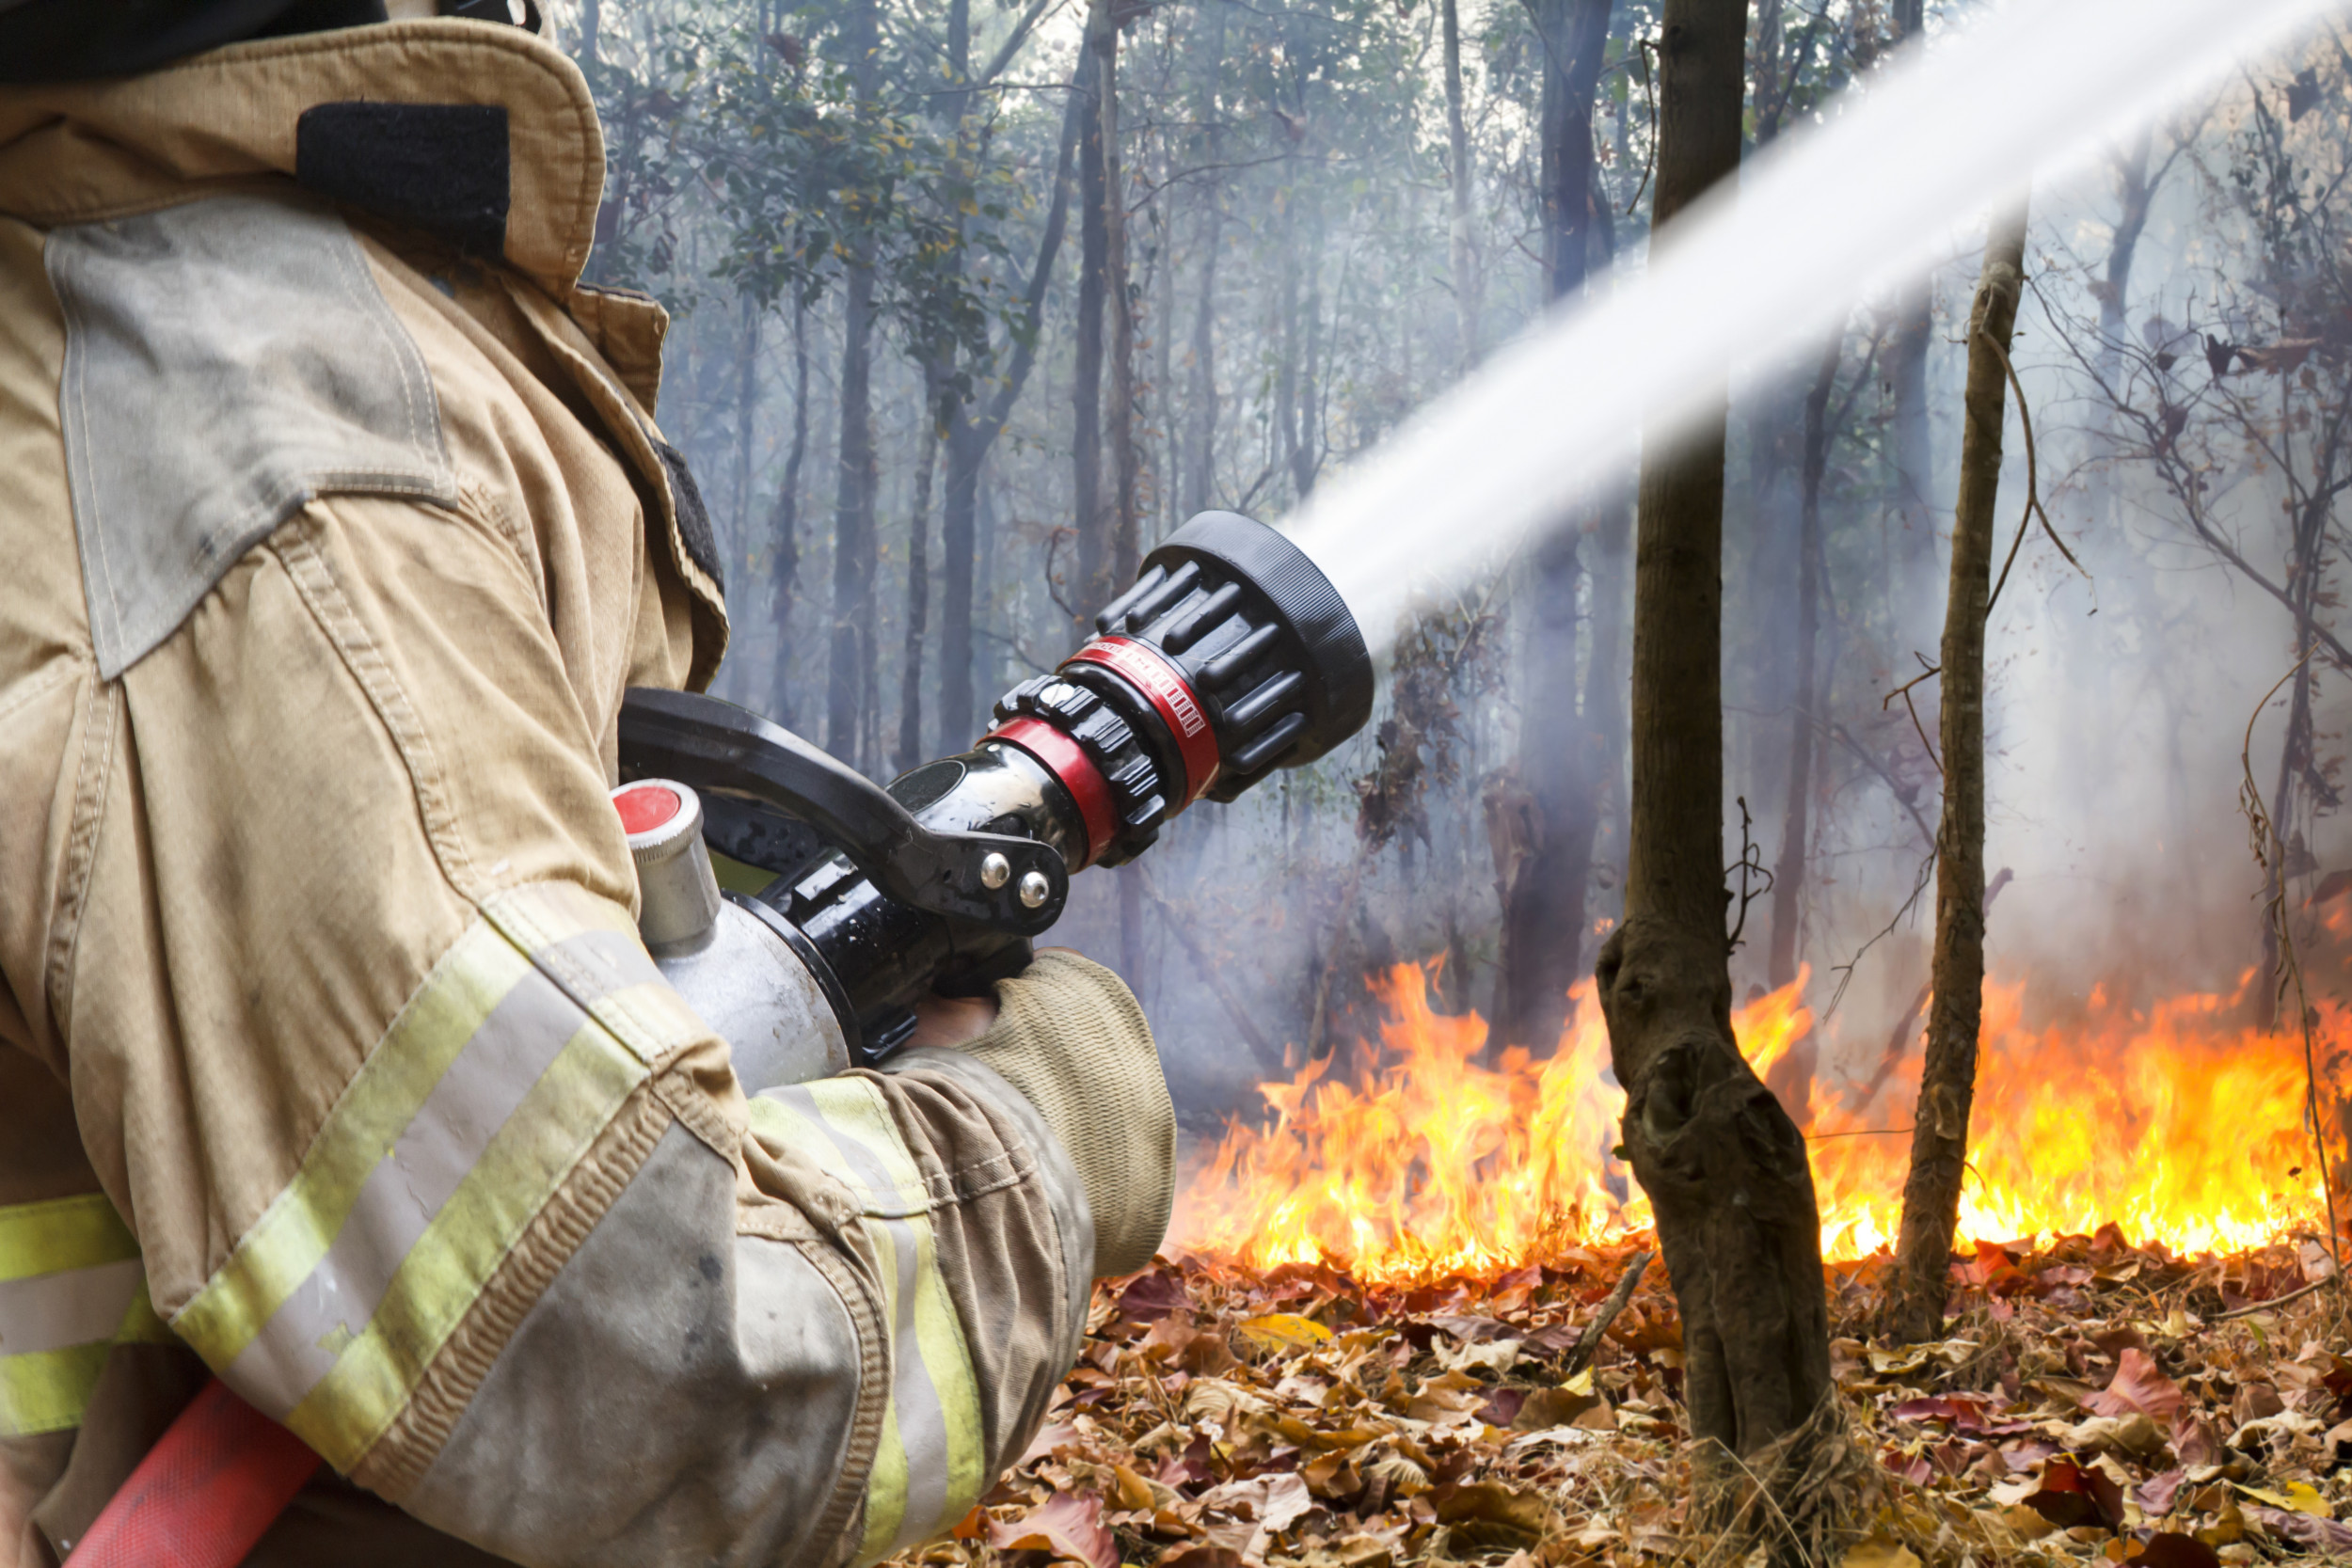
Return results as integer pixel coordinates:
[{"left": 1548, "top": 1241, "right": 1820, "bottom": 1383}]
[{"left": 1284, "top": 0, "right": 2352, "bottom": 643}]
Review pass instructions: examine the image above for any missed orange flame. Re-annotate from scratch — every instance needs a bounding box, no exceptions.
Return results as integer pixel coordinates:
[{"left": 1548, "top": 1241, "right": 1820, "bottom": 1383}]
[{"left": 1173, "top": 964, "right": 2340, "bottom": 1280}]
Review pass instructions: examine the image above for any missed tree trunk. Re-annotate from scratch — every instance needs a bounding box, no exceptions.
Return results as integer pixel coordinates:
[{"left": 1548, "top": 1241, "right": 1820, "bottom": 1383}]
[
  {"left": 1100, "top": 6, "right": 1140, "bottom": 591},
  {"left": 731, "top": 293, "right": 763, "bottom": 603},
  {"left": 1887, "top": 206, "right": 2027, "bottom": 1345},
  {"left": 1594, "top": 1, "right": 1833, "bottom": 1551},
  {"left": 767, "top": 293, "right": 810, "bottom": 727},
  {"left": 936, "top": 55, "right": 1091, "bottom": 753},
  {"left": 1496, "top": 0, "right": 1614, "bottom": 1053},
  {"left": 897, "top": 412, "right": 942, "bottom": 774},
  {"left": 1442, "top": 0, "right": 1480, "bottom": 371},
  {"left": 1766, "top": 337, "right": 1839, "bottom": 991},
  {"left": 828, "top": 269, "right": 879, "bottom": 768},
  {"left": 1073, "top": 0, "right": 1112, "bottom": 611},
  {"left": 1885, "top": 0, "right": 1936, "bottom": 623},
  {"left": 827, "top": 0, "right": 882, "bottom": 768},
  {"left": 1182, "top": 0, "right": 1227, "bottom": 519}
]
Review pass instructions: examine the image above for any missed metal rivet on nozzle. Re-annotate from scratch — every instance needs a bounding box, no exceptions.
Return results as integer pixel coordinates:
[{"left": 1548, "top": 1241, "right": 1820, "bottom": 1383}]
[
  {"left": 981, "top": 851, "right": 1012, "bottom": 890},
  {"left": 1018, "top": 870, "right": 1051, "bottom": 909}
]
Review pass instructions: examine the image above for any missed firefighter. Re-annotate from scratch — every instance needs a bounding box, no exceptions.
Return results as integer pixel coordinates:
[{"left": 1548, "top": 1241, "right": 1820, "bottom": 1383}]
[{"left": 0, "top": 2, "right": 1178, "bottom": 1563}]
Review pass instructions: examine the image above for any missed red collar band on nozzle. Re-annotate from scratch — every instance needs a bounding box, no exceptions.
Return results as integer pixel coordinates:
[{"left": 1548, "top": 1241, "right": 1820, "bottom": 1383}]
[{"left": 1060, "top": 635, "right": 1222, "bottom": 808}]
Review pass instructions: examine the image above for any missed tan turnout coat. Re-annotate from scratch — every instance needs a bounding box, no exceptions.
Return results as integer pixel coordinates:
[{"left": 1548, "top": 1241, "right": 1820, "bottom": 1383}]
[{"left": 0, "top": 20, "right": 1102, "bottom": 1567}]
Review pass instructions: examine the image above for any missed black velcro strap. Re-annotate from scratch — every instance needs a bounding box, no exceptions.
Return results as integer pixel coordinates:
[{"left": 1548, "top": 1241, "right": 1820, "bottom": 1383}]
[
  {"left": 295, "top": 103, "right": 511, "bottom": 260},
  {"left": 655, "top": 441, "right": 725, "bottom": 594}
]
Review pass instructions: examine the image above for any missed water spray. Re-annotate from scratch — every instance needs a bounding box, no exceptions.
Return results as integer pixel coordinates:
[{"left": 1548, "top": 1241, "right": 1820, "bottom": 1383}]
[{"left": 1286, "top": 0, "right": 2352, "bottom": 641}]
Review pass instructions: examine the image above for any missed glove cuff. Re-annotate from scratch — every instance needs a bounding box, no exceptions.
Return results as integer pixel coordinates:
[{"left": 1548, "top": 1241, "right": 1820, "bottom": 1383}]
[{"left": 961, "top": 950, "right": 1174, "bottom": 1277}]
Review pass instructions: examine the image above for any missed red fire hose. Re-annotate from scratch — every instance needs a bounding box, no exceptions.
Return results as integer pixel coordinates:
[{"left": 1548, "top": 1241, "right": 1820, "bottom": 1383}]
[{"left": 66, "top": 1378, "right": 319, "bottom": 1568}]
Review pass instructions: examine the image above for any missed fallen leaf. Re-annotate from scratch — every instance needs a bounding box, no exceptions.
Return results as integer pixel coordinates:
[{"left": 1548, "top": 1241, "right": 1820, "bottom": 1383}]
[
  {"left": 2025, "top": 1457, "right": 2126, "bottom": 1531},
  {"left": 1434, "top": 1481, "right": 1548, "bottom": 1552},
  {"left": 2086, "top": 1347, "right": 2185, "bottom": 1424},
  {"left": 2123, "top": 1532, "right": 2221, "bottom": 1568},
  {"left": 1238, "top": 1313, "right": 1333, "bottom": 1352},
  {"left": 990, "top": 1490, "right": 1120, "bottom": 1568},
  {"left": 1842, "top": 1536, "right": 1922, "bottom": 1568}
]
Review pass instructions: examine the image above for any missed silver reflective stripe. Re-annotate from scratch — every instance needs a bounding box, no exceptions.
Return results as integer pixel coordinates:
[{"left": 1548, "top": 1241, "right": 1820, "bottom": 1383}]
[
  {"left": 0, "top": 1258, "right": 142, "bottom": 1356},
  {"left": 227, "top": 962, "right": 586, "bottom": 1415}
]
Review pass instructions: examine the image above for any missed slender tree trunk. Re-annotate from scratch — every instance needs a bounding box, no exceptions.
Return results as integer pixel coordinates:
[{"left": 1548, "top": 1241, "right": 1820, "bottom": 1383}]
[
  {"left": 1182, "top": 0, "right": 1227, "bottom": 518},
  {"left": 1595, "top": 3, "right": 1833, "bottom": 1552},
  {"left": 1101, "top": 10, "right": 1139, "bottom": 590},
  {"left": 937, "top": 57, "right": 1090, "bottom": 752},
  {"left": 1886, "top": 0, "right": 1936, "bottom": 624},
  {"left": 732, "top": 294, "right": 762, "bottom": 597},
  {"left": 897, "top": 412, "right": 942, "bottom": 774},
  {"left": 1184, "top": 194, "right": 1222, "bottom": 515},
  {"left": 1888, "top": 205, "right": 2027, "bottom": 1344},
  {"left": 1497, "top": 0, "right": 1614, "bottom": 1053},
  {"left": 769, "top": 292, "right": 810, "bottom": 727},
  {"left": 829, "top": 267, "right": 879, "bottom": 767},
  {"left": 827, "top": 0, "right": 882, "bottom": 768},
  {"left": 1073, "top": 0, "right": 1112, "bottom": 610},
  {"left": 1767, "top": 336, "right": 1839, "bottom": 991},
  {"left": 1442, "top": 0, "right": 1480, "bottom": 370},
  {"left": 579, "top": 0, "right": 599, "bottom": 63}
]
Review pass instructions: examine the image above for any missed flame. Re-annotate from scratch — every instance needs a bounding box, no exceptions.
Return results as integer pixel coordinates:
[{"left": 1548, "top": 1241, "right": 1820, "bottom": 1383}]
[{"left": 1174, "top": 963, "right": 2341, "bottom": 1281}]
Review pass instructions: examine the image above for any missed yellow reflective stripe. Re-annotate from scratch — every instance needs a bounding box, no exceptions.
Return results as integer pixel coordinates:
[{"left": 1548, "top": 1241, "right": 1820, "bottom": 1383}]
[
  {"left": 173, "top": 890, "right": 693, "bottom": 1474},
  {"left": 756, "top": 1082, "right": 987, "bottom": 1562},
  {"left": 282, "top": 1022, "right": 644, "bottom": 1466},
  {"left": 0, "top": 1341, "right": 110, "bottom": 1437},
  {"left": 0, "top": 1193, "right": 138, "bottom": 1281},
  {"left": 173, "top": 922, "right": 538, "bottom": 1371},
  {"left": 485, "top": 882, "right": 707, "bottom": 1066},
  {"left": 0, "top": 1195, "right": 177, "bottom": 1438}
]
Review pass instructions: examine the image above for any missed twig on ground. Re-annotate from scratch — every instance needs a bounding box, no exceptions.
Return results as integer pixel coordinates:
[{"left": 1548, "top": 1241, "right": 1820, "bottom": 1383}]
[
  {"left": 2216, "top": 1276, "right": 2332, "bottom": 1320},
  {"left": 1566, "top": 1249, "right": 1653, "bottom": 1376}
]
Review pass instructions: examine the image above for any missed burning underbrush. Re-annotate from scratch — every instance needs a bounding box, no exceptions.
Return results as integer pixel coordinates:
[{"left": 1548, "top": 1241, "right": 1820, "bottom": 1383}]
[
  {"left": 885, "top": 966, "right": 2352, "bottom": 1567},
  {"left": 1174, "top": 962, "right": 2344, "bottom": 1277},
  {"left": 875, "top": 963, "right": 2352, "bottom": 1560},
  {"left": 917, "top": 1235, "right": 2352, "bottom": 1568}
]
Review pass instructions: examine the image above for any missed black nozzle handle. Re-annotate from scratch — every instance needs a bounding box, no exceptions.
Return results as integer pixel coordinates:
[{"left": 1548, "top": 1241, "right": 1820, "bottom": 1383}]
[{"left": 619, "top": 689, "right": 1067, "bottom": 935}]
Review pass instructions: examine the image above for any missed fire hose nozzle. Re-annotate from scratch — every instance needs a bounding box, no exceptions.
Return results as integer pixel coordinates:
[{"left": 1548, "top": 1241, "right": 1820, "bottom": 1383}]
[
  {"left": 617, "top": 510, "right": 1371, "bottom": 1058},
  {"left": 984, "top": 510, "right": 1374, "bottom": 868}
]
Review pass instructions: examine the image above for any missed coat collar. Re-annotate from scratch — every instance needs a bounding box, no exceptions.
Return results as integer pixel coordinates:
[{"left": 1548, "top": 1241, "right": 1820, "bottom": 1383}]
[{"left": 0, "top": 19, "right": 603, "bottom": 299}]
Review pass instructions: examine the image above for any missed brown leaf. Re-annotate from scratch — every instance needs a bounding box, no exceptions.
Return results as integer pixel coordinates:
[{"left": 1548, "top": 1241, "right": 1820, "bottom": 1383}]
[
  {"left": 2085, "top": 1347, "right": 2185, "bottom": 1424},
  {"left": 1434, "top": 1481, "right": 1548, "bottom": 1552},
  {"left": 2124, "top": 1533, "right": 2220, "bottom": 1568},
  {"left": 1156, "top": 1548, "right": 1247, "bottom": 1568},
  {"left": 2024, "top": 1457, "right": 2125, "bottom": 1531},
  {"left": 1511, "top": 1386, "right": 1601, "bottom": 1432},
  {"left": 1121, "top": 1272, "right": 1192, "bottom": 1323},
  {"left": 990, "top": 1490, "right": 1120, "bottom": 1568}
]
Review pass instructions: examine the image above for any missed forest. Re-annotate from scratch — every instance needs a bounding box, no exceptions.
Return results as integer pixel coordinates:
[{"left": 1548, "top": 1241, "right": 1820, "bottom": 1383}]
[{"left": 568, "top": 0, "right": 2352, "bottom": 1557}]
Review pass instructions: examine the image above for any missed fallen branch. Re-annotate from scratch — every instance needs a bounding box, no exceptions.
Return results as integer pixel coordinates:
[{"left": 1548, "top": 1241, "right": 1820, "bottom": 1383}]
[
  {"left": 2215, "top": 1276, "right": 2331, "bottom": 1320},
  {"left": 1565, "top": 1248, "right": 1653, "bottom": 1376}
]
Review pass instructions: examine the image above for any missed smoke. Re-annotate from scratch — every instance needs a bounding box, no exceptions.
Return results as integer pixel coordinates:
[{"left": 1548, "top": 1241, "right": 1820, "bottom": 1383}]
[{"left": 1278, "top": 0, "right": 2352, "bottom": 643}]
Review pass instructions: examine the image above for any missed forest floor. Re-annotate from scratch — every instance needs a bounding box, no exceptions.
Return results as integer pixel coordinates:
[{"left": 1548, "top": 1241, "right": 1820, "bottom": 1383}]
[{"left": 897, "top": 1233, "right": 2352, "bottom": 1568}]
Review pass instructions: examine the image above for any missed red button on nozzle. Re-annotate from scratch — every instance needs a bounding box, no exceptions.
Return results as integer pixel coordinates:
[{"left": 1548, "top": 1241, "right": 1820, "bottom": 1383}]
[{"left": 614, "top": 783, "right": 682, "bottom": 836}]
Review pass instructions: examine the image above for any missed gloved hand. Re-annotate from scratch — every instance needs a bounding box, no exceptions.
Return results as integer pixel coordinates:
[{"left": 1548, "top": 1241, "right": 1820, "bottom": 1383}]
[{"left": 953, "top": 950, "right": 1175, "bottom": 1277}]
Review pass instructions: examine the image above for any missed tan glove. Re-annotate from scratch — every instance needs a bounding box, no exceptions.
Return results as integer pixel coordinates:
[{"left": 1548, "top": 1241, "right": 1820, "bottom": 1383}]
[{"left": 960, "top": 950, "right": 1176, "bottom": 1277}]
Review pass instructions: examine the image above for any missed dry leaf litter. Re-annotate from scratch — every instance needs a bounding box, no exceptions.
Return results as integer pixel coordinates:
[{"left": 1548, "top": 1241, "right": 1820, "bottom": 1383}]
[{"left": 882, "top": 1229, "right": 2352, "bottom": 1568}]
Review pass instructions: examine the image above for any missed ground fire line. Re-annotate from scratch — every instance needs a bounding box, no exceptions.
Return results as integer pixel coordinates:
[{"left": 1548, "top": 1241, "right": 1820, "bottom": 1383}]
[{"left": 877, "top": 963, "right": 2352, "bottom": 1568}]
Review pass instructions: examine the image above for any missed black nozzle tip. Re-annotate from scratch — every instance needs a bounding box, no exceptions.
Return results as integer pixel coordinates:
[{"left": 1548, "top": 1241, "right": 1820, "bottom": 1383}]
[{"left": 1143, "top": 511, "right": 1373, "bottom": 778}]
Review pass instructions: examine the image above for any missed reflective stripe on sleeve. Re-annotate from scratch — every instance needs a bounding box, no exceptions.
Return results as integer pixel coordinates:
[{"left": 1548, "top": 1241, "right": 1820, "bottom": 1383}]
[
  {"left": 171, "top": 884, "right": 705, "bottom": 1473},
  {"left": 751, "top": 1082, "right": 986, "bottom": 1563},
  {"left": 0, "top": 1193, "right": 175, "bottom": 1437}
]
